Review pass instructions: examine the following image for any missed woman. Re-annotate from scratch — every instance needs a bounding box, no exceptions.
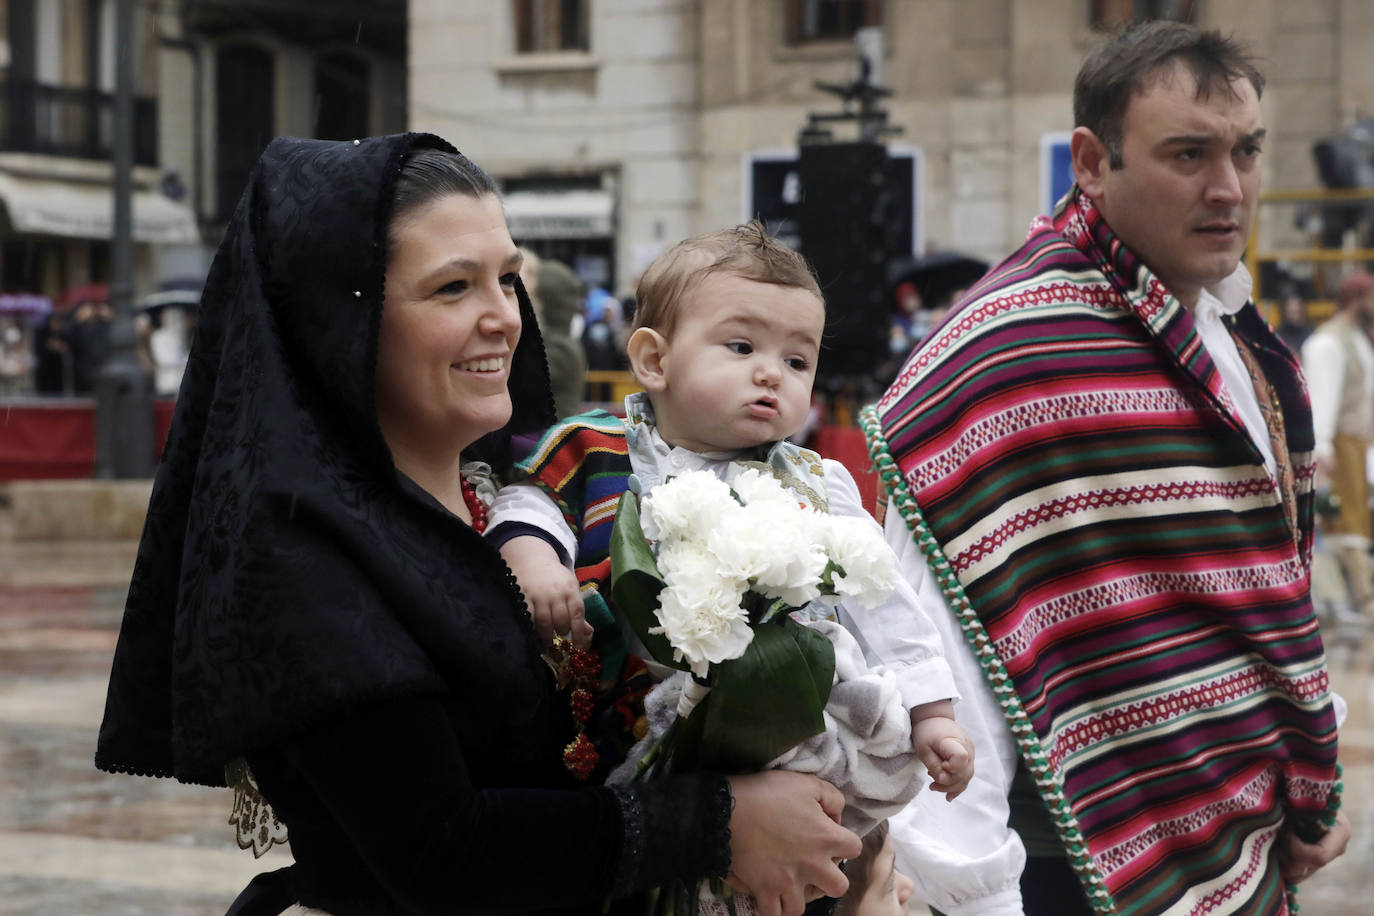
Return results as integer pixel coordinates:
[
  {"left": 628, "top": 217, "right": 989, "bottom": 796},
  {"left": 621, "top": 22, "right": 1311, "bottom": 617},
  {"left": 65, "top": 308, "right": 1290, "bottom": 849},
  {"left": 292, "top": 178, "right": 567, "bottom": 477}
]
[{"left": 94, "top": 134, "right": 859, "bottom": 915}]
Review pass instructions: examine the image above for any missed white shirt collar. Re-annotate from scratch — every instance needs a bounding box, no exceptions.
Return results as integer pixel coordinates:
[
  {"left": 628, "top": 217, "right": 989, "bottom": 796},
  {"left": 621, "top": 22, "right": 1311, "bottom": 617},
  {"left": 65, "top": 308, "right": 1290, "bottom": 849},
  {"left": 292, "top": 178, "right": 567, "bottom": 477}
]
[{"left": 1192, "top": 263, "right": 1253, "bottom": 325}]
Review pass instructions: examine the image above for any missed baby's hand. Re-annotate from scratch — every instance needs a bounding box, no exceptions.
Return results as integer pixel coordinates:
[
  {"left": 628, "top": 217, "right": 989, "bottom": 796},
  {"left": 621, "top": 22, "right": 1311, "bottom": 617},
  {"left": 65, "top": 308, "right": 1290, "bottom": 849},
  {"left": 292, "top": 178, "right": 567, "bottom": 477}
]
[
  {"left": 910, "top": 707, "right": 975, "bottom": 801},
  {"left": 499, "top": 536, "right": 593, "bottom": 648}
]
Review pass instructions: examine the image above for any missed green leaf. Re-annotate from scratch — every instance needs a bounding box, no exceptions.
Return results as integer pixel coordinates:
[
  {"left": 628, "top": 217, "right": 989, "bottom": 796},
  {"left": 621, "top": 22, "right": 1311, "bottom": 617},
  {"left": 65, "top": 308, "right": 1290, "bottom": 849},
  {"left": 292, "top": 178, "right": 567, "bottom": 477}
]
[
  {"left": 609, "top": 491, "right": 687, "bottom": 672},
  {"left": 693, "top": 616, "right": 835, "bottom": 771}
]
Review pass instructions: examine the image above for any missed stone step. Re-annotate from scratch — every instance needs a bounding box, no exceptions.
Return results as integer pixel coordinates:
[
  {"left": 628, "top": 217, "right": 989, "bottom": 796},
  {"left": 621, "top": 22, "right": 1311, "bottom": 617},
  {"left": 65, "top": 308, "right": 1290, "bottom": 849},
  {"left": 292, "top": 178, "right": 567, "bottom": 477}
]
[{"left": 0, "top": 479, "right": 152, "bottom": 541}]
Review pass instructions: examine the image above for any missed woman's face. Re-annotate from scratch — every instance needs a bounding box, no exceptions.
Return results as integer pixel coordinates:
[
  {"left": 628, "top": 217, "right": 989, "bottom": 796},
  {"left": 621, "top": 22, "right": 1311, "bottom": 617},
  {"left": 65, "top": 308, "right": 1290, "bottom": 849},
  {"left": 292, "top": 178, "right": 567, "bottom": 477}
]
[{"left": 375, "top": 192, "right": 523, "bottom": 457}]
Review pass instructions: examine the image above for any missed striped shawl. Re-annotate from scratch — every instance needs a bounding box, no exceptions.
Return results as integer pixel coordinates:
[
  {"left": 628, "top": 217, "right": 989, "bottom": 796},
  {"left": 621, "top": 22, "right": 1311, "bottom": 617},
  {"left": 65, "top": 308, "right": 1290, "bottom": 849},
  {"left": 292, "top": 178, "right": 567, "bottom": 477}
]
[{"left": 864, "top": 189, "right": 1340, "bottom": 915}]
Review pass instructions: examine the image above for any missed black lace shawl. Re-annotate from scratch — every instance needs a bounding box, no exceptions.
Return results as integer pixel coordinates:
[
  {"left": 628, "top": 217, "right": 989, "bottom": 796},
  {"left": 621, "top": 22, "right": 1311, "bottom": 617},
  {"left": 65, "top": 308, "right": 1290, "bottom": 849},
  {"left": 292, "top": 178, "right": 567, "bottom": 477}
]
[{"left": 95, "top": 134, "right": 558, "bottom": 787}]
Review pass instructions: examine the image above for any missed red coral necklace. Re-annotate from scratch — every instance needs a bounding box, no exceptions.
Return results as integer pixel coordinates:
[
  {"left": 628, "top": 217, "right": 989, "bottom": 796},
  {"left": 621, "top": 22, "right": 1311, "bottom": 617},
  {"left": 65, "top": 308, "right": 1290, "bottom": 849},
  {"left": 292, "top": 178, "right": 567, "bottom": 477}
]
[{"left": 460, "top": 476, "right": 488, "bottom": 533}]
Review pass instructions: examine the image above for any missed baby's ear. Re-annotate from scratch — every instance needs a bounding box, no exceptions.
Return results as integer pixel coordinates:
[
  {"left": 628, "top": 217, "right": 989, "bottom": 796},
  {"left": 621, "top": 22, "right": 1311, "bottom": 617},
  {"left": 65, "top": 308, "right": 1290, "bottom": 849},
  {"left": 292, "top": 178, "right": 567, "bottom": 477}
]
[{"left": 626, "top": 327, "right": 669, "bottom": 392}]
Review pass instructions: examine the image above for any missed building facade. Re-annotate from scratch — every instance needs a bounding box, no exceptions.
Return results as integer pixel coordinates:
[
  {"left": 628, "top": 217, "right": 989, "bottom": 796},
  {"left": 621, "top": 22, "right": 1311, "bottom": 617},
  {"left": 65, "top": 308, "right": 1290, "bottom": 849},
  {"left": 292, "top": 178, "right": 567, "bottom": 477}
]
[{"left": 411, "top": 0, "right": 1374, "bottom": 300}]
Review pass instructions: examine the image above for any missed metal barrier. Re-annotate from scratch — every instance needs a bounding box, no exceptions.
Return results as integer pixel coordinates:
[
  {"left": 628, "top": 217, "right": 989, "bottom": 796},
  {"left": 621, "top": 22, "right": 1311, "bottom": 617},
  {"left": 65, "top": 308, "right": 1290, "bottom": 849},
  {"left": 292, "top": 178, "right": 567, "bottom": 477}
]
[
  {"left": 582, "top": 370, "right": 641, "bottom": 413},
  {"left": 1245, "top": 186, "right": 1374, "bottom": 322}
]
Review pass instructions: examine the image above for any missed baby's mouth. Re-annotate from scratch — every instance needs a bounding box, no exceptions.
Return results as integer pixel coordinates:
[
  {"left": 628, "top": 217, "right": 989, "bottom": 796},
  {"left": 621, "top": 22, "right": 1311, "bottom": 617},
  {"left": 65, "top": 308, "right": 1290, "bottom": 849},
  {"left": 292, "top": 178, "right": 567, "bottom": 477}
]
[{"left": 749, "top": 396, "right": 779, "bottom": 417}]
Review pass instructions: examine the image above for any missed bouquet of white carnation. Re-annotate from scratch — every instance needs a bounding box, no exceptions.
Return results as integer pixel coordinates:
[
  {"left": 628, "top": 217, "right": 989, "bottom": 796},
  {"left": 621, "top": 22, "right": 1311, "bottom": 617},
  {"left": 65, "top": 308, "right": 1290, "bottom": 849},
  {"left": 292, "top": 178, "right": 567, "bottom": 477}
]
[{"left": 609, "top": 467, "right": 897, "bottom": 777}]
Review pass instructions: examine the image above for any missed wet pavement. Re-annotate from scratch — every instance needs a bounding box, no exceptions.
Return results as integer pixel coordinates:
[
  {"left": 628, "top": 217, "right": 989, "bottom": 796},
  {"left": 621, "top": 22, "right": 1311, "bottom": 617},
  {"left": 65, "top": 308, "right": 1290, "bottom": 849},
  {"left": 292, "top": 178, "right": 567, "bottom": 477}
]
[
  {"left": 0, "top": 534, "right": 1369, "bottom": 914},
  {"left": 0, "top": 538, "right": 292, "bottom": 914}
]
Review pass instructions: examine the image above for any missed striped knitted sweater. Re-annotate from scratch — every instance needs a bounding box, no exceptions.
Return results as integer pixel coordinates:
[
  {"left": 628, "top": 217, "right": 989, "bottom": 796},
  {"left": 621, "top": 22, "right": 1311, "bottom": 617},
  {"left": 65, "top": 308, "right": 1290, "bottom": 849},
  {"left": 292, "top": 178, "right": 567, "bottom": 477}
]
[
  {"left": 864, "top": 188, "right": 1340, "bottom": 915},
  {"left": 514, "top": 409, "right": 633, "bottom": 594}
]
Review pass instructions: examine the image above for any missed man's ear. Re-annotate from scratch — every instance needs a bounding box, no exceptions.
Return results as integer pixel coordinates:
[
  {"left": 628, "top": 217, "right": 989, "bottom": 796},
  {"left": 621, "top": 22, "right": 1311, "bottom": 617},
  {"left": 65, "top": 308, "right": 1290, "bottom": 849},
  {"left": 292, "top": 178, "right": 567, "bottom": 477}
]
[
  {"left": 626, "top": 327, "right": 669, "bottom": 392},
  {"left": 1071, "top": 126, "right": 1111, "bottom": 200}
]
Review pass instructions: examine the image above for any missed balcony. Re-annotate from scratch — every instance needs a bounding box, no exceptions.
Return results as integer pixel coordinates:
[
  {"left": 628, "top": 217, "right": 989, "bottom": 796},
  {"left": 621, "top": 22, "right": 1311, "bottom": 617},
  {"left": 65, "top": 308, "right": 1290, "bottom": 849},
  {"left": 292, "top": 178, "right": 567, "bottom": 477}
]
[{"left": 0, "top": 80, "right": 157, "bottom": 167}]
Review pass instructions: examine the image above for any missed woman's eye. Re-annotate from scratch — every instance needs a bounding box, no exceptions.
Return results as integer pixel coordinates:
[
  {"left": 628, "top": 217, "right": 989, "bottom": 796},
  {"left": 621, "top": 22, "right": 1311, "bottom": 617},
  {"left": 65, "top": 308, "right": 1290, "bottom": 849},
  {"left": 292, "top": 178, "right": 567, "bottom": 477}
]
[
  {"left": 727, "top": 341, "right": 753, "bottom": 355},
  {"left": 437, "top": 280, "right": 469, "bottom": 296},
  {"left": 500, "top": 272, "right": 520, "bottom": 289}
]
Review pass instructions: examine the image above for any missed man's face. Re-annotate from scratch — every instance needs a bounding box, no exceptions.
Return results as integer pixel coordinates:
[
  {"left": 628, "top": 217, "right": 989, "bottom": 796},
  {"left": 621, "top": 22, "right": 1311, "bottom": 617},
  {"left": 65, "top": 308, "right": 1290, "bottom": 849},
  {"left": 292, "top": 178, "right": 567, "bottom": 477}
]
[{"left": 1077, "top": 62, "right": 1265, "bottom": 308}]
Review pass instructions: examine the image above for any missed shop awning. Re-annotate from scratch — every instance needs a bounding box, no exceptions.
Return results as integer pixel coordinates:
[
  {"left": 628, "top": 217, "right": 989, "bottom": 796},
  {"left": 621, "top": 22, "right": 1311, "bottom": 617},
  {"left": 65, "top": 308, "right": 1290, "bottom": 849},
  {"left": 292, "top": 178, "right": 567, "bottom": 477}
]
[
  {"left": 503, "top": 189, "right": 614, "bottom": 239},
  {"left": 0, "top": 171, "right": 200, "bottom": 244}
]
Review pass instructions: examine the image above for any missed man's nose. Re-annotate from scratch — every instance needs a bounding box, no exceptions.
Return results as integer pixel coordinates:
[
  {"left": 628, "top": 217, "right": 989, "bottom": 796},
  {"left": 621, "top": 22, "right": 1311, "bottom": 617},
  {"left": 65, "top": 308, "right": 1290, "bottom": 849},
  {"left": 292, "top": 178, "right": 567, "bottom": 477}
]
[{"left": 1205, "top": 158, "right": 1243, "bottom": 206}]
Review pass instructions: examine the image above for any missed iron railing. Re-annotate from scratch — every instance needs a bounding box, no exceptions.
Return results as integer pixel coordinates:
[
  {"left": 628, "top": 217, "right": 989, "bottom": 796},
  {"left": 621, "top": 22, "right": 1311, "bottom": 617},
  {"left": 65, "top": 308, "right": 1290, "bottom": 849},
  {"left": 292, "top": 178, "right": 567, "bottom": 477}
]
[{"left": 0, "top": 80, "right": 157, "bottom": 166}]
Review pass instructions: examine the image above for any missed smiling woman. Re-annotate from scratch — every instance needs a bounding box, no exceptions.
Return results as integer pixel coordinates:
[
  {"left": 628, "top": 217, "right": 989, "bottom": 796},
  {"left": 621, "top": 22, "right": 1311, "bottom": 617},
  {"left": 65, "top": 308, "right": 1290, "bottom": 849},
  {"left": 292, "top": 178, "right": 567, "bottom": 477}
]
[
  {"left": 376, "top": 177, "right": 525, "bottom": 521},
  {"left": 93, "top": 133, "right": 861, "bottom": 916}
]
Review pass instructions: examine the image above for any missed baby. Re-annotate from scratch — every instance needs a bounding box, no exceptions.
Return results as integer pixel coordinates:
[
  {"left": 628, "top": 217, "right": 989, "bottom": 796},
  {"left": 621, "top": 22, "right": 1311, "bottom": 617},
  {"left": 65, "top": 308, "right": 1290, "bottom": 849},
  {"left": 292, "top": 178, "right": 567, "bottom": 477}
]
[{"left": 488, "top": 222, "right": 973, "bottom": 806}]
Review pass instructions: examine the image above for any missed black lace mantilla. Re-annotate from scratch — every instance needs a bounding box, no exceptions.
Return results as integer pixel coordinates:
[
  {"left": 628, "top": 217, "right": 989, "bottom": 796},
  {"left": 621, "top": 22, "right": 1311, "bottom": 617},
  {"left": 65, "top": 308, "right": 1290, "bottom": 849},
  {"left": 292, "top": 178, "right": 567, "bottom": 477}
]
[{"left": 94, "top": 133, "right": 557, "bottom": 787}]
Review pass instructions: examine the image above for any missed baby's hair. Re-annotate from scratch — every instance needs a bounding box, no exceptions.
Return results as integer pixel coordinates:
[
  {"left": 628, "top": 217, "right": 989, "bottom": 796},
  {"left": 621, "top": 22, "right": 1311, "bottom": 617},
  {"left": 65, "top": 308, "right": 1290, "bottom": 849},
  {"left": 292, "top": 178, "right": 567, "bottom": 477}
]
[
  {"left": 834, "top": 820, "right": 891, "bottom": 916},
  {"left": 633, "top": 220, "right": 823, "bottom": 338}
]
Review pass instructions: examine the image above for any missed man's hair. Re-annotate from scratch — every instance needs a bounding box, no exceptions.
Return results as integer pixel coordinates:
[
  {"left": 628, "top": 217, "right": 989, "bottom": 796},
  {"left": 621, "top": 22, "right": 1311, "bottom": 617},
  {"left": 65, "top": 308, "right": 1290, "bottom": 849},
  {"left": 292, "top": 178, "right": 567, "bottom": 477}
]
[
  {"left": 1075, "top": 20, "right": 1264, "bottom": 169},
  {"left": 1336, "top": 271, "right": 1374, "bottom": 308},
  {"left": 834, "top": 820, "right": 891, "bottom": 916},
  {"left": 633, "top": 220, "right": 823, "bottom": 338}
]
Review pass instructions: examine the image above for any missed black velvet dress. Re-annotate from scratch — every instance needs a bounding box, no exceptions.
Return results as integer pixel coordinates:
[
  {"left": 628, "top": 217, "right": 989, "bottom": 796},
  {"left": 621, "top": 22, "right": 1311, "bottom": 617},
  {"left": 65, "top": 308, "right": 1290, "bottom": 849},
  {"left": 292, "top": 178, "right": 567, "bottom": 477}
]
[{"left": 94, "top": 133, "right": 730, "bottom": 914}]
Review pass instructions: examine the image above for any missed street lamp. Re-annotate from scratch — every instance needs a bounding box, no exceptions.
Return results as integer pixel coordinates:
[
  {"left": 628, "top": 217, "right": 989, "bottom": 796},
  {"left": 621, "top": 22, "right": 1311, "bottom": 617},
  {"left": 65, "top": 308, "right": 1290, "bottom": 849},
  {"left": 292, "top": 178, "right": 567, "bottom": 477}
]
[{"left": 94, "top": 0, "right": 155, "bottom": 479}]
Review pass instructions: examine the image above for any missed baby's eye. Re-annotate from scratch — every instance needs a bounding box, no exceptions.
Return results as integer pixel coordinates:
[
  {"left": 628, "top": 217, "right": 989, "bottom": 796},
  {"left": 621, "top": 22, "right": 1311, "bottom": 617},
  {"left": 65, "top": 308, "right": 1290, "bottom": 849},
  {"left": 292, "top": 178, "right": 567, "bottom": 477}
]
[
  {"left": 500, "top": 272, "right": 520, "bottom": 289},
  {"left": 726, "top": 341, "right": 753, "bottom": 355},
  {"left": 786, "top": 356, "right": 810, "bottom": 371}
]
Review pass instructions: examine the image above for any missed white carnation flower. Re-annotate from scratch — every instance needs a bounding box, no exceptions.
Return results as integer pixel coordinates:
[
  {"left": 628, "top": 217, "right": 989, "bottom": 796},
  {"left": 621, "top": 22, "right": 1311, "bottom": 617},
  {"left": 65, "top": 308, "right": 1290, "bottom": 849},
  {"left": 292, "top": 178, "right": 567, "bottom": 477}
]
[
  {"left": 650, "top": 576, "right": 754, "bottom": 678},
  {"left": 821, "top": 515, "right": 898, "bottom": 608},
  {"left": 730, "top": 468, "right": 794, "bottom": 507},
  {"left": 641, "top": 471, "right": 735, "bottom": 543}
]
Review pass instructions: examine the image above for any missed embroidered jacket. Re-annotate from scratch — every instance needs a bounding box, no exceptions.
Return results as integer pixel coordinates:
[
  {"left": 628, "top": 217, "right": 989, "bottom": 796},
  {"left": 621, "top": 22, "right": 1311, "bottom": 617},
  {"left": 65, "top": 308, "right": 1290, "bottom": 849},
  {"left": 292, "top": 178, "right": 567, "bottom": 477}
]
[{"left": 864, "top": 188, "right": 1340, "bottom": 915}]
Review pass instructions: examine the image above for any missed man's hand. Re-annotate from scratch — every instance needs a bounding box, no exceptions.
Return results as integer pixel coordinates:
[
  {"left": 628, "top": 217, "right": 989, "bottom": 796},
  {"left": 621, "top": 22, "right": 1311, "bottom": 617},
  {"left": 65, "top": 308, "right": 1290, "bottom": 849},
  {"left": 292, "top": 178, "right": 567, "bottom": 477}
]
[
  {"left": 1280, "top": 811, "right": 1351, "bottom": 885},
  {"left": 498, "top": 536, "right": 593, "bottom": 648}
]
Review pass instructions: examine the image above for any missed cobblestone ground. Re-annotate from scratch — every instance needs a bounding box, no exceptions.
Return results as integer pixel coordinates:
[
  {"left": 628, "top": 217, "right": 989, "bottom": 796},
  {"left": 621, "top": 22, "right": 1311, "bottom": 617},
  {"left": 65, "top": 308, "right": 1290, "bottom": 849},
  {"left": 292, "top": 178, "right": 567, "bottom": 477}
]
[{"left": 0, "top": 536, "right": 1367, "bottom": 914}]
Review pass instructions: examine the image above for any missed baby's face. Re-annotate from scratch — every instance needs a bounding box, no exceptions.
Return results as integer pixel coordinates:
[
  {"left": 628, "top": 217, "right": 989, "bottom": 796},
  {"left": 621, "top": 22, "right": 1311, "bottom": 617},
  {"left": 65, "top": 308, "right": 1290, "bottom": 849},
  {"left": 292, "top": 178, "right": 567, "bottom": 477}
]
[
  {"left": 650, "top": 272, "right": 823, "bottom": 453},
  {"left": 853, "top": 832, "right": 916, "bottom": 916}
]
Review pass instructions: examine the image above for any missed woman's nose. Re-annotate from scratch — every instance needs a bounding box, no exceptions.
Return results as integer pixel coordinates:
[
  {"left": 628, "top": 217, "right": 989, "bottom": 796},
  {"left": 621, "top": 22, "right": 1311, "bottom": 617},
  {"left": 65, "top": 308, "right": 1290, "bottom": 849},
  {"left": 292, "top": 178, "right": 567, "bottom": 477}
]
[{"left": 481, "top": 288, "right": 522, "bottom": 336}]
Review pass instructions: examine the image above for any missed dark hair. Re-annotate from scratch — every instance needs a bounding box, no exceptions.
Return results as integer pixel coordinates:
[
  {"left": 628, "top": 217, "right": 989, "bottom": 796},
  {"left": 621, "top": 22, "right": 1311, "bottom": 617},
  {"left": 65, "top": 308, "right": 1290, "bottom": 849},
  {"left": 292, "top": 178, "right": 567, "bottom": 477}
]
[
  {"left": 389, "top": 147, "right": 501, "bottom": 249},
  {"left": 633, "top": 219, "right": 823, "bottom": 338},
  {"left": 1075, "top": 20, "right": 1264, "bottom": 168},
  {"left": 834, "top": 820, "right": 891, "bottom": 916}
]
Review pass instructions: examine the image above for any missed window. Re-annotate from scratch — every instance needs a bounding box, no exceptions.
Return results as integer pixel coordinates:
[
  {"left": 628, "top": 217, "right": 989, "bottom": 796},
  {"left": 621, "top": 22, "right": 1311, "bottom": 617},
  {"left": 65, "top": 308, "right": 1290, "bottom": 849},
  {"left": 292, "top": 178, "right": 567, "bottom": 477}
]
[
  {"left": 513, "top": 0, "right": 590, "bottom": 54},
  {"left": 314, "top": 51, "right": 371, "bottom": 141},
  {"left": 1091, "top": 0, "right": 1194, "bottom": 29},
  {"left": 216, "top": 43, "right": 275, "bottom": 220},
  {"left": 783, "top": 0, "right": 882, "bottom": 46}
]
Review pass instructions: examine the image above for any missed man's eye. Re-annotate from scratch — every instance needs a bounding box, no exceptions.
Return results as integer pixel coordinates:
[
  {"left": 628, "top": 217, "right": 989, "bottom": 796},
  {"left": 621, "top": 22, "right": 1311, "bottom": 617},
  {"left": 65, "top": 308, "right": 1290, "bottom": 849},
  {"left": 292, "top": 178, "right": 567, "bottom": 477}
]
[
  {"left": 1176, "top": 148, "right": 1202, "bottom": 161},
  {"left": 727, "top": 341, "right": 753, "bottom": 355}
]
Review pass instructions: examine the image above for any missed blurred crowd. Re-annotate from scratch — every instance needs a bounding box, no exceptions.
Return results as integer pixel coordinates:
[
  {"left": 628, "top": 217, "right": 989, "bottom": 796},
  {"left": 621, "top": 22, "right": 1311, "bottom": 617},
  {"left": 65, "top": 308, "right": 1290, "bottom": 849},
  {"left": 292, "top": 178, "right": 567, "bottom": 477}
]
[{"left": 0, "top": 284, "right": 199, "bottom": 399}]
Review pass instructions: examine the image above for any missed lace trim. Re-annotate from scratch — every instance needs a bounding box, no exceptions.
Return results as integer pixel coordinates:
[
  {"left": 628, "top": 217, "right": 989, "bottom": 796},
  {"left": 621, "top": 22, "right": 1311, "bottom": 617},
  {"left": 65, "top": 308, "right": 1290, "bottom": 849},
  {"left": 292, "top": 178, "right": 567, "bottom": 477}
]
[
  {"left": 226, "top": 757, "right": 290, "bottom": 858},
  {"left": 710, "top": 776, "right": 734, "bottom": 880},
  {"left": 608, "top": 783, "right": 646, "bottom": 900}
]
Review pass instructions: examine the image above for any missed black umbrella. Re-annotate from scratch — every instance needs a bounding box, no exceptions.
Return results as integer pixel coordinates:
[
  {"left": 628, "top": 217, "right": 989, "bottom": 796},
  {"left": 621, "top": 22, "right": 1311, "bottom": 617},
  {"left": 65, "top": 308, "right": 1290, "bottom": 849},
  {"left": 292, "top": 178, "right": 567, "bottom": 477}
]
[{"left": 887, "top": 251, "right": 989, "bottom": 309}]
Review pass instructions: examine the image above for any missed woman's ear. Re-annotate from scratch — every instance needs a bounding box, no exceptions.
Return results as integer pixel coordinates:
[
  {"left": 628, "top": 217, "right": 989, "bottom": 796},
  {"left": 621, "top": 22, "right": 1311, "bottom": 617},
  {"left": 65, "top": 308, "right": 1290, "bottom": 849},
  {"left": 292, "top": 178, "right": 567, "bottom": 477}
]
[{"left": 626, "top": 327, "right": 669, "bottom": 392}]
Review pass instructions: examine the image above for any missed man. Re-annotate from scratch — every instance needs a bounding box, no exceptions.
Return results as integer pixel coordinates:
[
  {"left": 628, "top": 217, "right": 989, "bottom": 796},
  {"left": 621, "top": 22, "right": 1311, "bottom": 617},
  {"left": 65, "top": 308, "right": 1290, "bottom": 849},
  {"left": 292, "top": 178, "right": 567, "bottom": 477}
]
[
  {"left": 1302, "top": 271, "right": 1374, "bottom": 625},
  {"left": 862, "top": 21, "right": 1349, "bottom": 916}
]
